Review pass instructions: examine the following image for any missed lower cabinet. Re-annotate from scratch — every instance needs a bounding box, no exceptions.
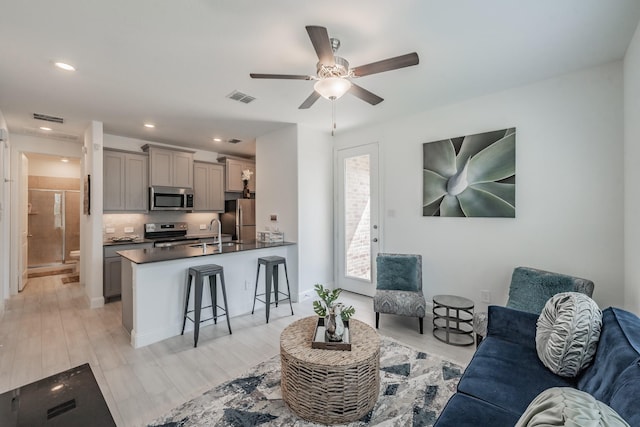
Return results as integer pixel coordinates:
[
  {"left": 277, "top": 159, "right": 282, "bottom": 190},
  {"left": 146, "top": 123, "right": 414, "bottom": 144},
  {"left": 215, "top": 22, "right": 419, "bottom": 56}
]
[{"left": 104, "top": 243, "right": 152, "bottom": 302}]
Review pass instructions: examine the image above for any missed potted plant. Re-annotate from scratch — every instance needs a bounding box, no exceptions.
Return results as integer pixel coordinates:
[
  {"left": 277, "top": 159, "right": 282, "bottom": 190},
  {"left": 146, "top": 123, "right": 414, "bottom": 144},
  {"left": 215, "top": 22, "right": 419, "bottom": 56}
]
[{"left": 313, "top": 284, "right": 355, "bottom": 342}]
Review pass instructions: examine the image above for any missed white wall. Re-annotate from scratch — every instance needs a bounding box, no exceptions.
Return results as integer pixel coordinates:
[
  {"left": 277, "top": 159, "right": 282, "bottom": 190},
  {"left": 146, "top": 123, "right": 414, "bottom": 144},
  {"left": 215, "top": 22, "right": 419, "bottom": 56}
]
[
  {"left": 0, "top": 110, "right": 9, "bottom": 312},
  {"left": 624, "top": 21, "right": 640, "bottom": 314},
  {"left": 297, "top": 125, "right": 334, "bottom": 295},
  {"left": 103, "top": 134, "right": 220, "bottom": 163},
  {"left": 27, "top": 156, "right": 81, "bottom": 178},
  {"left": 336, "top": 61, "right": 625, "bottom": 311},
  {"left": 256, "top": 125, "right": 300, "bottom": 297},
  {"left": 80, "top": 122, "right": 104, "bottom": 307}
]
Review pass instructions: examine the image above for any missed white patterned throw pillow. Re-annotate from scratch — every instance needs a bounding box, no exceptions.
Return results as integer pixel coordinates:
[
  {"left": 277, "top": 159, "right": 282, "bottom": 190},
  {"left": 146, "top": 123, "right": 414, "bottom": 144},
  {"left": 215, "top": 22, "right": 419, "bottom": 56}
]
[
  {"left": 536, "top": 292, "right": 602, "bottom": 377},
  {"left": 516, "top": 387, "right": 630, "bottom": 427}
]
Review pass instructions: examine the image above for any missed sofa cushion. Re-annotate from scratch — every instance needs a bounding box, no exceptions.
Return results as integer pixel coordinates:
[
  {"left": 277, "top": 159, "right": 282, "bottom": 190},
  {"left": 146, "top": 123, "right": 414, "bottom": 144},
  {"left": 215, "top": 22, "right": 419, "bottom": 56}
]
[
  {"left": 507, "top": 267, "right": 580, "bottom": 314},
  {"left": 373, "top": 289, "right": 426, "bottom": 317},
  {"left": 433, "top": 392, "right": 520, "bottom": 427},
  {"left": 577, "top": 308, "right": 640, "bottom": 401},
  {"left": 515, "top": 387, "right": 630, "bottom": 427},
  {"left": 375, "top": 254, "right": 421, "bottom": 291},
  {"left": 457, "top": 336, "right": 576, "bottom": 415},
  {"left": 536, "top": 292, "right": 602, "bottom": 377}
]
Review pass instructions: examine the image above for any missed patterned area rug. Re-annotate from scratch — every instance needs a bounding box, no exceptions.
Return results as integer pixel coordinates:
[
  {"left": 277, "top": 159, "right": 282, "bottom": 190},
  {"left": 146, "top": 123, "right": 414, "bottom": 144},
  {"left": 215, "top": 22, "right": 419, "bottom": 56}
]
[{"left": 148, "top": 336, "right": 463, "bottom": 427}]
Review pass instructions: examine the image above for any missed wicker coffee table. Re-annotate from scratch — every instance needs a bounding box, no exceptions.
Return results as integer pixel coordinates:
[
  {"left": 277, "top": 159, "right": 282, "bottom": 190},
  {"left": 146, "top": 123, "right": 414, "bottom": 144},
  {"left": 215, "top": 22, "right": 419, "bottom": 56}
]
[{"left": 280, "top": 316, "right": 381, "bottom": 425}]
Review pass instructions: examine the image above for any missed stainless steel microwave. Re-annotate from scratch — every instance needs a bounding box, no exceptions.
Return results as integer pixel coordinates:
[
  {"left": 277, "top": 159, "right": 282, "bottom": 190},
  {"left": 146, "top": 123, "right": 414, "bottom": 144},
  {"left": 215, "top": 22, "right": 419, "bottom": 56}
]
[{"left": 149, "top": 186, "right": 194, "bottom": 211}]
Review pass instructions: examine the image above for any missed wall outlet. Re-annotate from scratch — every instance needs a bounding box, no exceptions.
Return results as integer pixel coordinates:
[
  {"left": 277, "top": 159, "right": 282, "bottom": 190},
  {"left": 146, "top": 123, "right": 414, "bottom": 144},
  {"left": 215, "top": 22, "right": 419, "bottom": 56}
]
[
  {"left": 105, "top": 227, "right": 115, "bottom": 234},
  {"left": 481, "top": 290, "right": 491, "bottom": 303},
  {"left": 270, "top": 214, "right": 278, "bottom": 222},
  {"left": 124, "top": 227, "right": 134, "bottom": 233},
  {"left": 199, "top": 224, "right": 207, "bottom": 230}
]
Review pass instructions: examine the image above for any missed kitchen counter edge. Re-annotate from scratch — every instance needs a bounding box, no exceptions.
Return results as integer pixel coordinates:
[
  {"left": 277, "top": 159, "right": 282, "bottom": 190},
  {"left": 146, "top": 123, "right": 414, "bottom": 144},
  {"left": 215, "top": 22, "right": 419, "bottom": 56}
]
[{"left": 117, "top": 241, "right": 296, "bottom": 264}]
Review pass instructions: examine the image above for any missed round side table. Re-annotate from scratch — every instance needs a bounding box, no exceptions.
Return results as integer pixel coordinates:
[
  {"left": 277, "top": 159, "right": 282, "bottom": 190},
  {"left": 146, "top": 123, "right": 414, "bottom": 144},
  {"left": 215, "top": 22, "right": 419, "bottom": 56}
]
[
  {"left": 280, "top": 316, "right": 380, "bottom": 425},
  {"left": 432, "top": 294, "right": 474, "bottom": 346}
]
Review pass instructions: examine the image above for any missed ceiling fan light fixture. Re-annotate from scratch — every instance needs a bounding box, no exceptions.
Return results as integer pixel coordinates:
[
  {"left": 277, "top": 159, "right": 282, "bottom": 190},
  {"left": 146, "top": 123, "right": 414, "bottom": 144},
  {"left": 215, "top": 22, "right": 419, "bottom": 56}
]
[{"left": 314, "top": 77, "right": 352, "bottom": 100}]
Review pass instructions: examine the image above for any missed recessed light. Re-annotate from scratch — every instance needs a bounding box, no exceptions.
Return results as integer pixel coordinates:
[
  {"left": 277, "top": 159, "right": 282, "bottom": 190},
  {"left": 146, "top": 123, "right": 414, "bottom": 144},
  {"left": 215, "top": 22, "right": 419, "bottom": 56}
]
[
  {"left": 39, "top": 126, "right": 52, "bottom": 131},
  {"left": 144, "top": 123, "right": 155, "bottom": 129},
  {"left": 61, "top": 158, "right": 69, "bottom": 163},
  {"left": 54, "top": 62, "right": 76, "bottom": 71},
  {"left": 213, "top": 138, "right": 222, "bottom": 142}
]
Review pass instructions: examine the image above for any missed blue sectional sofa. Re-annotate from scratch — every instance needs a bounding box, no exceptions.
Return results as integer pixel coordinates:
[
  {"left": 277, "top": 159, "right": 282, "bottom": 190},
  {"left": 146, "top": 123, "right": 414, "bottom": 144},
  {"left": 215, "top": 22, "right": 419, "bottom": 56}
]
[{"left": 434, "top": 305, "right": 640, "bottom": 426}]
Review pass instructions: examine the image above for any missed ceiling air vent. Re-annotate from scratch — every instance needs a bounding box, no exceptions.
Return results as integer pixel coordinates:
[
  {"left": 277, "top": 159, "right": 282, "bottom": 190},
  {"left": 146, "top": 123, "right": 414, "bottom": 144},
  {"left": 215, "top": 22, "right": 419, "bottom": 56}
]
[
  {"left": 33, "top": 113, "right": 64, "bottom": 123},
  {"left": 227, "top": 138, "right": 242, "bottom": 144},
  {"left": 226, "top": 90, "right": 256, "bottom": 104}
]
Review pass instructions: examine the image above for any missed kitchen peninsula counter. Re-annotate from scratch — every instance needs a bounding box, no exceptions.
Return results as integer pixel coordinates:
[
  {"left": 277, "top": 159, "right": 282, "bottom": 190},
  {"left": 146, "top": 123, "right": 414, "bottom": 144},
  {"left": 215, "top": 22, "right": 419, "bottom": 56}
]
[
  {"left": 119, "top": 240, "right": 297, "bottom": 348},
  {"left": 117, "top": 241, "right": 295, "bottom": 264}
]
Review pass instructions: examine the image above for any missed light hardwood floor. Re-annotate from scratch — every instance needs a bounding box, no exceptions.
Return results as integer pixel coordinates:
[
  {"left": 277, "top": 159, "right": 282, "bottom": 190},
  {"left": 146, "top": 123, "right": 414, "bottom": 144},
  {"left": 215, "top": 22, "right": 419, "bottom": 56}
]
[{"left": 0, "top": 273, "right": 475, "bottom": 426}]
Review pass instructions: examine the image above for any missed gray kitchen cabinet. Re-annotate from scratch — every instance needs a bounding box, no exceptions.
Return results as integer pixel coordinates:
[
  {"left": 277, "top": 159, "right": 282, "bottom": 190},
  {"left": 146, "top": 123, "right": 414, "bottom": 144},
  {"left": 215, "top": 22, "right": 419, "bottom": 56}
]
[
  {"left": 104, "top": 150, "right": 148, "bottom": 212},
  {"left": 219, "top": 156, "right": 256, "bottom": 192},
  {"left": 104, "top": 243, "right": 153, "bottom": 302},
  {"left": 143, "top": 144, "right": 194, "bottom": 188},
  {"left": 193, "top": 161, "right": 225, "bottom": 211}
]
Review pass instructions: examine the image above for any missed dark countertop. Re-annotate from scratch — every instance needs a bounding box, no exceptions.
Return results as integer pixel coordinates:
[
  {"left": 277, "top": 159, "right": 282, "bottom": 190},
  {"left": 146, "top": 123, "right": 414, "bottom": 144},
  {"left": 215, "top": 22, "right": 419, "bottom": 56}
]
[
  {"left": 117, "top": 241, "right": 295, "bottom": 264},
  {"left": 103, "top": 233, "right": 232, "bottom": 246}
]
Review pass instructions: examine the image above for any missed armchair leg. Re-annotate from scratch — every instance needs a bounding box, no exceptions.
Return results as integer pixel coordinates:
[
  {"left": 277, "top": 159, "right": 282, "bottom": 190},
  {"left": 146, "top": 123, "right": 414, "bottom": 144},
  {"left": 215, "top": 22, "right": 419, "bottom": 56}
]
[
  {"left": 375, "top": 312, "right": 379, "bottom": 329},
  {"left": 419, "top": 317, "right": 424, "bottom": 334},
  {"left": 476, "top": 334, "right": 483, "bottom": 347}
]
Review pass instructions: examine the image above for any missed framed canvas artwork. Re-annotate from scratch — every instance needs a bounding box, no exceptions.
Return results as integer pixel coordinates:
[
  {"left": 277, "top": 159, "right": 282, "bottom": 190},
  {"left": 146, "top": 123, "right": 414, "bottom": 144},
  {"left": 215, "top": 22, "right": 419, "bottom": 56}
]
[{"left": 423, "top": 128, "right": 515, "bottom": 217}]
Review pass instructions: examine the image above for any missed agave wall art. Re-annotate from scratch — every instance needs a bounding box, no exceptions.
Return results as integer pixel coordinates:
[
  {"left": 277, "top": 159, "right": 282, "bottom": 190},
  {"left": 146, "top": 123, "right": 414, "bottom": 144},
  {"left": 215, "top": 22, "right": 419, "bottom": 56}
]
[{"left": 423, "top": 128, "right": 516, "bottom": 217}]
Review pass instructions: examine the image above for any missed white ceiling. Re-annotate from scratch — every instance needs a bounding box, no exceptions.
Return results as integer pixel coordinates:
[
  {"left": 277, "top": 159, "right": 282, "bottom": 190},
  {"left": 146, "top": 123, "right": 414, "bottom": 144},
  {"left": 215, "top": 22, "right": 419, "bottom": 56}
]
[{"left": 1, "top": 1, "right": 639, "bottom": 157}]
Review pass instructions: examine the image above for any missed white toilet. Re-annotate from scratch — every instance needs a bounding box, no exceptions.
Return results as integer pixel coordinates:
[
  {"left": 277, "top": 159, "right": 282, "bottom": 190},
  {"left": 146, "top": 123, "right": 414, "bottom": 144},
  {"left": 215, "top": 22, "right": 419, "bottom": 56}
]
[{"left": 68, "top": 250, "right": 80, "bottom": 274}]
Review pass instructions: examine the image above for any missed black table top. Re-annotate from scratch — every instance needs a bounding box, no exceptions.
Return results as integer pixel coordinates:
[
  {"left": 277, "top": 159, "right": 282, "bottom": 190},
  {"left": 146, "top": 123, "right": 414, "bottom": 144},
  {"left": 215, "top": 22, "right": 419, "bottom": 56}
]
[
  {"left": 117, "top": 241, "right": 296, "bottom": 264},
  {"left": 0, "top": 363, "right": 115, "bottom": 427}
]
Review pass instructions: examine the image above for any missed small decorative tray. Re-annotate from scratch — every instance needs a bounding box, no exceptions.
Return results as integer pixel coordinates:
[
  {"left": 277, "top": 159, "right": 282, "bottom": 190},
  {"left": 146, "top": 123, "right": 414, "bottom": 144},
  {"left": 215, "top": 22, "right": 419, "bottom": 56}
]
[{"left": 311, "top": 317, "right": 351, "bottom": 351}]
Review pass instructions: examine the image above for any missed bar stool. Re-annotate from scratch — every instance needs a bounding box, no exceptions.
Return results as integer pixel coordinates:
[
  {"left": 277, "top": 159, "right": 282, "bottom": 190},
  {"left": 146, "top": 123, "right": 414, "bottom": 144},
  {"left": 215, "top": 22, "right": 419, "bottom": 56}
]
[
  {"left": 252, "top": 256, "right": 294, "bottom": 323},
  {"left": 181, "top": 264, "right": 231, "bottom": 347}
]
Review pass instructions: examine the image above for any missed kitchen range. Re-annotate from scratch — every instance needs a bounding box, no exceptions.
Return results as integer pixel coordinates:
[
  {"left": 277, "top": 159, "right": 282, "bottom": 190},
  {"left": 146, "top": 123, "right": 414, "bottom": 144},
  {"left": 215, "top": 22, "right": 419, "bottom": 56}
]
[{"left": 144, "top": 222, "right": 230, "bottom": 248}]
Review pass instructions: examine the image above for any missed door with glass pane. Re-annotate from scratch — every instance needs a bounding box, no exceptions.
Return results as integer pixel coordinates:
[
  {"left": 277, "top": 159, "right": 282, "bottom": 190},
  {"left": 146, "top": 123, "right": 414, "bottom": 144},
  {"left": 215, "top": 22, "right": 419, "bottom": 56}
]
[
  {"left": 336, "top": 143, "right": 380, "bottom": 296},
  {"left": 28, "top": 190, "right": 64, "bottom": 267}
]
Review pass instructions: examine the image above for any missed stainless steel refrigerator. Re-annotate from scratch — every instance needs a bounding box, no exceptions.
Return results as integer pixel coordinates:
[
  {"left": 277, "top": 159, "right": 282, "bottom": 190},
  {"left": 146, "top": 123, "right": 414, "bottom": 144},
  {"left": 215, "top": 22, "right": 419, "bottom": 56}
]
[{"left": 221, "top": 199, "right": 256, "bottom": 243}]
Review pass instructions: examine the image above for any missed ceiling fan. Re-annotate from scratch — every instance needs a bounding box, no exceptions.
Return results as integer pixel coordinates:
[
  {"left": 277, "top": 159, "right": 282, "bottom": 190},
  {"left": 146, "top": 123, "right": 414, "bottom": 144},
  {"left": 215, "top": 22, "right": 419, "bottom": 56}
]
[{"left": 250, "top": 25, "right": 419, "bottom": 109}]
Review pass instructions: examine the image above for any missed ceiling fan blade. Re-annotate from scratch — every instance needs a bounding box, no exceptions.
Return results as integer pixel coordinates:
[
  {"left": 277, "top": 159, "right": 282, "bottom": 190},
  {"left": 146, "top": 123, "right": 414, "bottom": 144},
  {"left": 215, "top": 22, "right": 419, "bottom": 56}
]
[
  {"left": 299, "top": 91, "right": 321, "bottom": 109},
  {"left": 250, "top": 73, "right": 313, "bottom": 80},
  {"left": 348, "top": 83, "right": 384, "bottom": 105},
  {"left": 351, "top": 52, "right": 419, "bottom": 77},
  {"left": 305, "top": 26, "right": 335, "bottom": 66}
]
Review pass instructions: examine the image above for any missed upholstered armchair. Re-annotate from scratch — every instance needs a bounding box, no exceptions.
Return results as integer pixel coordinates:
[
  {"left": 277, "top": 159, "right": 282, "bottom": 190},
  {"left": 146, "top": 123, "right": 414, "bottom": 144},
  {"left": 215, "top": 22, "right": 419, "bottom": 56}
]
[
  {"left": 473, "top": 266, "right": 595, "bottom": 345},
  {"left": 373, "top": 253, "right": 427, "bottom": 334}
]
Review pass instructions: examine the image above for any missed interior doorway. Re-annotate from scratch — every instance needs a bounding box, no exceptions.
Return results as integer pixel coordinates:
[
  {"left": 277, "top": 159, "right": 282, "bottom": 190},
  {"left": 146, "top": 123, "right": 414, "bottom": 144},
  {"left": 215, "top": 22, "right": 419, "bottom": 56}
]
[
  {"left": 24, "top": 153, "right": 80, "bottom": 280},
  {"left": 336, "top": 143, "right": 380, "bottom": 297}
]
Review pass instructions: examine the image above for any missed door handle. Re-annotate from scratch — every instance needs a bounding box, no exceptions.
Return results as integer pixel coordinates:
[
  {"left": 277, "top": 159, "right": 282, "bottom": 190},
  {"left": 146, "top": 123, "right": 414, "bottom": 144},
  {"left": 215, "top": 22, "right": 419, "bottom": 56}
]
[
  {"left": 372, "top": 238, "right": 378, "bottom": 243},
  {"left": 27, "top": 234, "right": 33, "bottom": 237}
]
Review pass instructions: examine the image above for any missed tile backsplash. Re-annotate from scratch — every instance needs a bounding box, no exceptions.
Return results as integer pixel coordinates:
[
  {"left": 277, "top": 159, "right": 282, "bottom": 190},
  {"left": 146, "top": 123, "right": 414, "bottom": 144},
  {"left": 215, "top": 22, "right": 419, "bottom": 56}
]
[{"left": 103, "top": 212, "right": 221, "bottom": 240}]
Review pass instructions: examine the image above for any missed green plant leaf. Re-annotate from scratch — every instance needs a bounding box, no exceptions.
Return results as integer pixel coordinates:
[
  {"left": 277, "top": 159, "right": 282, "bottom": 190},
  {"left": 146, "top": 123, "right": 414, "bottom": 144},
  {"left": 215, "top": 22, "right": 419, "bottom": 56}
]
[
  {"left": 439, "top": 195, "right": 465, "bottom": 217},
  {"left": 423, "top": 196, "right": 444, "bottom": 216},
  {"left": 470, "top": 182, "right": 515, "bottom": 207},
  {"left": 456, "top": 129, "right": 511, "bottom": 170},
  {"left": 423, "top": 139, "right": 457, "bottom": 178},
  {"left": 467, "top": 131, "right": 516, "bottom": 184},
  {"left": 457, "top": 186, "right": 515, "bottom": 217},
  {"left": 423, "top": 169, "right": 447, "bottom": 206}
]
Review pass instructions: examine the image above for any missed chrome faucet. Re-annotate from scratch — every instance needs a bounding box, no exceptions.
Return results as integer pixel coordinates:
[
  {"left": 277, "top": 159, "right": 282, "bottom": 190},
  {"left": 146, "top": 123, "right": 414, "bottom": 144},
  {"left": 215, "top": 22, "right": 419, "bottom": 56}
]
[{"left": 209, "top": 217, "right": 222, "bottom": 252}]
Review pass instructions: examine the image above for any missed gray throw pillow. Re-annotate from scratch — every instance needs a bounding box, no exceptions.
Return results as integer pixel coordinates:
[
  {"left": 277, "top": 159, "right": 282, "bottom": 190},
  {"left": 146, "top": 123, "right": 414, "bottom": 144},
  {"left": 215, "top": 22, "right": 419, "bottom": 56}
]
[
  {"left": 515, "top": 387, "right": 630, "bottom": 427},
  {"left": 536, "top": 292, "right": 602, "bottom": 377}
]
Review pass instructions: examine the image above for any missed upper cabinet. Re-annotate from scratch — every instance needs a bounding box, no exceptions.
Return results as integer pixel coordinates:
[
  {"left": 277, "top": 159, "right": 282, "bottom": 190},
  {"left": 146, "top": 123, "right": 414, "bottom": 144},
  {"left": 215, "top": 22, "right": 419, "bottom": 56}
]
[
  {"left": 104, "top": 150, "right": 148, "bottom": 212},
  {"left": 143, "top": 144, "right": 194, "bottom": 188},
  {"left": 193, "top": 161, "right": 225, "bottom": 212},
  {"left": 219, "top": 156, "right": 256, "bottom": 192}
]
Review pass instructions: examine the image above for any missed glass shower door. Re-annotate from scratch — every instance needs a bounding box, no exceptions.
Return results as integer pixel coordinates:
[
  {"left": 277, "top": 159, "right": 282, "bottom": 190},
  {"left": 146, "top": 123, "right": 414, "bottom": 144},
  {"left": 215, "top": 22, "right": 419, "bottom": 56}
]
[{"left": 28, "top": 190, "right": 64, "bottom": 267}]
